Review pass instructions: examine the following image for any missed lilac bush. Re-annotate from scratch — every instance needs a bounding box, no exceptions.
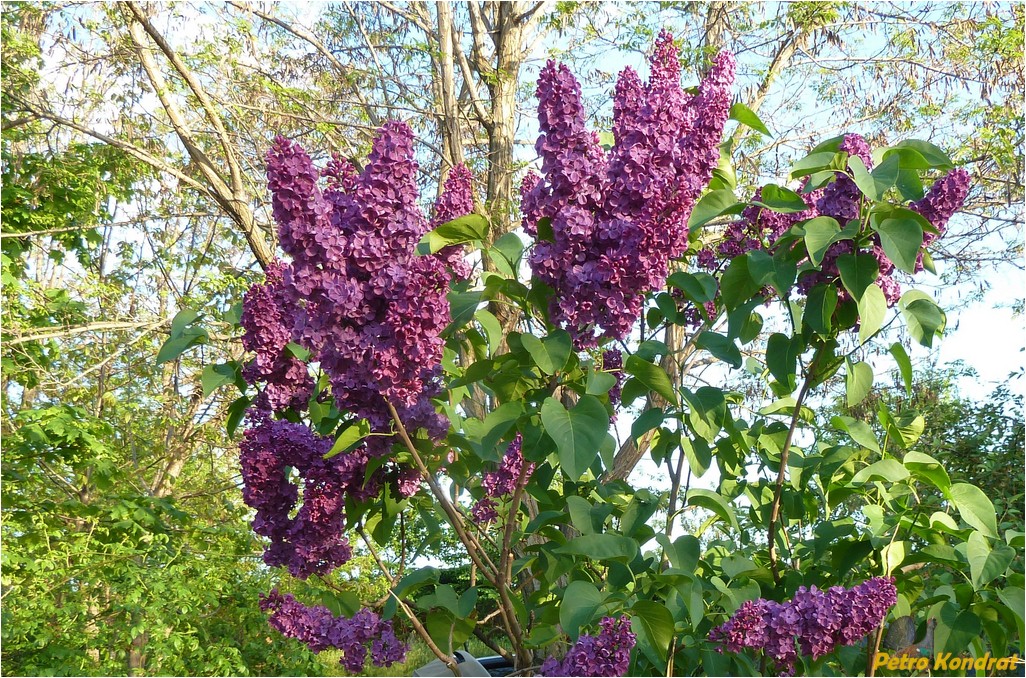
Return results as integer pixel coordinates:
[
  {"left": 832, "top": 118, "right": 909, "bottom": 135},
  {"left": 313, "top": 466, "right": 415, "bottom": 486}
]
[{"left": 220, "top": 28, "right": 987, "bottom": 678}]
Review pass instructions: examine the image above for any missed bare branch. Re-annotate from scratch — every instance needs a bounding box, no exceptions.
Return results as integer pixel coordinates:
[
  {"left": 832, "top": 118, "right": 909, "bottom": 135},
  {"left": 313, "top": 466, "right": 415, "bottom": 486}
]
[
  {"left": 3, "top": 320, "right": 168, "bottom": 347},
  {"left": 227, "top": 0, "right": 382, "bottom": 127}
]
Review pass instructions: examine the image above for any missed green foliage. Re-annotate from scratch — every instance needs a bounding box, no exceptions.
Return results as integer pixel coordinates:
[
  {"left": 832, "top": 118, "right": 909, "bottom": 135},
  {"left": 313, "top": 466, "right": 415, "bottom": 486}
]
[{"left": 0, "top": 406, "right": 326, "bottom": 676}]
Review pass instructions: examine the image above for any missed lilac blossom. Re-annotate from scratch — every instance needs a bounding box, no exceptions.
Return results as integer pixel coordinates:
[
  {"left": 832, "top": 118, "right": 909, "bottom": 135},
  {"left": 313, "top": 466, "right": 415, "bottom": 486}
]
[
  {"left": 431, "top": 164, "right": 475, "bottom": 280},
  {"left": 265, "top": 124, "right": 449, "bottom": 446},
  {"left": 481, "top": 434, "right": 533, "bottom": 497},
  {"left": 602, "top": 349, "right": 624, "bottom": 411},
  {"left": 910, "top": 168, "right": 971, "bottom": 270},
  {"left": 240, "top": 123, "right": 471, "bottom": 581},
  {"left": 540, "top": 615, "right": 636, "bottom": 677},
  {"left": 470, "top": 497, "right": 498, "bottom": 524},
  {"left": 259, "top": 590, "right": 407, "bottom": 672},
  {"left": 240, "top": 261, "right": 313, "bottom": 412},
  {"left": 709, "top": 577, "right": 897, "bottom": 673},
  {"left": 470, "top": 435, "right": 533, "bottom": 525},
  {"left": 698, "top": 133, "right": 969, "bottom": 312},
  {"left": 239, "top": 417, "right": 356, "bottom": 579},
  {"left": 523, "top": 31, "right": 736, "bottom": 347}
]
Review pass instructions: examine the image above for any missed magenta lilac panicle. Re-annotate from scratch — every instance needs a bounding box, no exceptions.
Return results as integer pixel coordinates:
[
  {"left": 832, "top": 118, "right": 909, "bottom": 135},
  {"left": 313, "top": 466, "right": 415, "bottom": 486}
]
[
  {"left": 240, "top": 122, "right": 476, "bottom": 584},
  {"left": 540, "top": 615, "right": 637, "bottom": 677},
  {"left": 240, "top": 260, "right": 313, "bottom": 413},
  {"left": 471, "top": 434, "right": 534, "bottom": 524},
  {"left": 260, "top": 590, "right": 407, "bottom": 672},
  {"left": 697, "top": 134, "right": 970, "bottom": 309},
  {"left": 709, "top": 576, "right": 898, "bottom": 674},
  {"left": 431, "top": 164, "right": 476, "bottom": 281},
  {"left": 522, "top": 31, "right": 736, "bottom": 348}
]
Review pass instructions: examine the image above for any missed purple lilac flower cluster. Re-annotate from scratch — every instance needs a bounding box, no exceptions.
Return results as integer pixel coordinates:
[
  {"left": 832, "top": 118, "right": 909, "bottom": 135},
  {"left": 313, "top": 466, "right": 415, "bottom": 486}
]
[
  {"left": 698, "top": 134, "right": 969, "bottom": 310},
  {"left": 265, "top": 124, "right": 451, "bottom": 443},
  {"left": 696, "top": 187, "right": 820, "bottom": 271},
  {"left": 239, "top": 124, "right": 477, "bottom": 582},
  {"left": 795, "top": 135, "right": 905, "bottom": 304},
  {"left": 239, "top": 416, "right": 366, "bottom": 579},
  {"left": 431, "top": 164, "right": 476, "bottom": 281},
  {"left": 602, "top": 348, "right": 624, "bottom": 414},
  {"left": 799, "top": 136, "right": 968, "bottom": 306},
  {"left": 260, "top": 590, "right": 407, "bottom": 672},
  {"left": 470, "top": 434, "right": 534, "bottom": 524},
  {"left": 911, "top": 167, "right": 971, "bottom": 270},
  {"left": 540, "top": 615, "right": 637, "bottom": 677},
  {"left": 709, "top": 577, "right": 897, "bottom": 674},
  {"left": 521, "top": 31, "right": 736, "bottom": 348},
  {"left": 240, "top": 261, "right": 314, "bottom": 412}
]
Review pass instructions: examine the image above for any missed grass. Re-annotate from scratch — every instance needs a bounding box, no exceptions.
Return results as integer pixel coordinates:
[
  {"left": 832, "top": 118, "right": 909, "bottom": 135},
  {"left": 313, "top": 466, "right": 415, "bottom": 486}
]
[{"left": 319, "top": 636, "right": 502, "bottom": 677}]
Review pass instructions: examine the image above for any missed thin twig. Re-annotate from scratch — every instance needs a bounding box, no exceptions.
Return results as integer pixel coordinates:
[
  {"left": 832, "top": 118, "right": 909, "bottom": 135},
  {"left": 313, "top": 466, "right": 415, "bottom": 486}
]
[{"left": 767, "top": 348, "right": 823, "bottom": 585}]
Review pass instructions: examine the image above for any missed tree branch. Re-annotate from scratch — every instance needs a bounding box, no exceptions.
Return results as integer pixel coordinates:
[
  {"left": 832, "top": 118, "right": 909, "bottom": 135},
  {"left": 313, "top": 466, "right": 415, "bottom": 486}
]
[
  {"left": 228, "top": 0, "right": 381, "bottom": 127},
  {"left": 3, "top": 320, "right": 168, "bottom": 347}
]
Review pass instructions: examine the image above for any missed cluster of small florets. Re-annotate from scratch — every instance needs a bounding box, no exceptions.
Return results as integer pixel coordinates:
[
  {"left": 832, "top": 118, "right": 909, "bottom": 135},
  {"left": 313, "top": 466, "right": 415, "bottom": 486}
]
[
  {"left": 800, "top": 135, "right": 968, "bottom": 306},
  {"left": 521, "top": 31, "right": 735, "bottom": 348},
  {"left": 602, "top": 349, "right": 624, "bottom": 413},
  {"left": 265, "top": 124, "right": 454, "bottom": 443},
  {"left": 470, "top": 434, "right": 534, "bottom": 524},
  {"left": 696, "top": 187, "right": 820, "bottom": 271},
  {"left": 709, "top": 577, "right": 897, "bottom": 674},
  {"left": 697, "top": 134, "right": 970, "bottom": 310},
  {"left": 797, "top": 135, "right": 905, "bottom": 304},
  {"left": 239, "top": 124, "right": 476, "bottom": 581},
  {"left": 911, "top": 167, "right": 971, "bottom": 270},
  {"left": 431, "top": 164, "right": 476, "bottom": 281},
  {"left": 240, "top": 261, "right": 313, "bottom": 412},
  {"left": 239, "top": 416, "right": 369, "bottom": 579},
  {"left": 540, "top": 615, "right": 637, "bottom": 677},
  {"left": 259, "top": 590, "right": 407, "bottom": 672}
]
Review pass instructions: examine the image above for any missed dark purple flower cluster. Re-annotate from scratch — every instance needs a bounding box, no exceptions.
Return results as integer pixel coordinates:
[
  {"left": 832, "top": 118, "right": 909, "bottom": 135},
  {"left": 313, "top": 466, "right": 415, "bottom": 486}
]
[
  {"left": 816, "top": 133, "right": 873, "bottom": 224},
  {"left": 540, "top": 615, "right": 636, "bottom": 677},
  {"left": 709, "top": 577, "right": 897, "bottom": 674},
  {"left": 240, "top": 261, "right": 314, "bottom": 412},
  {"left": 470, "top": 497, "right": 498, "bottom": 523},
  {"left": 698, "top": 134, "right": 969, "bottom": 310},
  {"left": 239, "top": 416, "right": 364, "bottom": 579},
  {"left": 798, "top": 135, "right": 969, "bottom": 306},
  {"left": 910, "top": 167, "right": 970, "bottom": 271},
  {"left": 431, "top": 164, "right": 475, "bottom": 280},
  {"left": 266, "top": 124, "right": 451, "bottom": 444},
  {"left": 521, "top": 31, "right": 736, "bottom": 347},
  {"left": 697, "top": 187, "right": 821, "bottom": 270},
  {"left": 471, "top": 434, "right": 534, "bottom": 524},
  {"left": 482, "top": 434, "right": 533, "bottom": 496},
  {"left": 240, "top": 123, "right": 475, "bottom": 583},
  {"left": 790, "top": 133, "right": 908, "bottom": 300},
  {"left": 602, "top": 349, "right": 624, "bottom": 413},
  {"left": 259, "top": 589, "right": 407, "bottom": 672}
]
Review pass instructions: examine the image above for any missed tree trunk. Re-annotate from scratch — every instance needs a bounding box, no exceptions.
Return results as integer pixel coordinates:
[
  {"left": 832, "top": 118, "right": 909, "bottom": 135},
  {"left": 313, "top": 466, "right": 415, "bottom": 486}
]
[{"left": 436, "top": 2, "right": 465, "bottom": 183}]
